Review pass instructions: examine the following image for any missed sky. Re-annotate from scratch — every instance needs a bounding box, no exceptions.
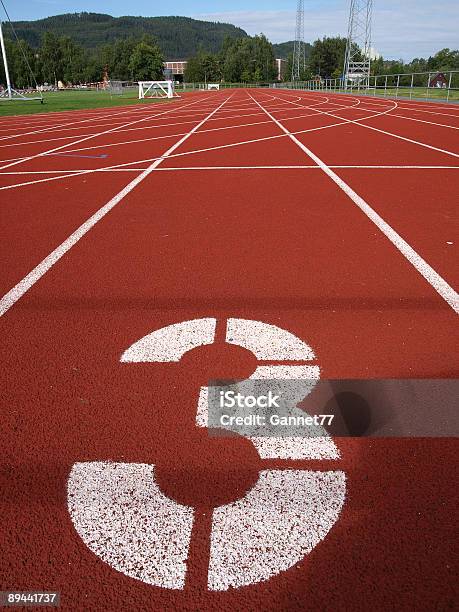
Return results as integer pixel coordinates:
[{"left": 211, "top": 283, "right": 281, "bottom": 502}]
[{"left": 7, "top": 1, "right": 459, "bottom": 60}]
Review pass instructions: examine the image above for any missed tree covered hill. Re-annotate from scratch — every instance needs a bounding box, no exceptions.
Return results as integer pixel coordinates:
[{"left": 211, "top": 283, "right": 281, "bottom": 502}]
[
  {"left": 272, "top": 41, "right": 312, "bottom": 60},
  {"left": 7, "top": 12, "right": 250, "bottom": 59}
]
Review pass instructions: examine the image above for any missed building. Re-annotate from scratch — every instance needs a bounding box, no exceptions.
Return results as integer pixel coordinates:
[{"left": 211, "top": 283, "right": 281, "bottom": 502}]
[
  {"left": 164, "top": 61, "right": 188, "bottom": 81},
  {"left": 429, "top": 72, "right": 448, "bottom": 88}
]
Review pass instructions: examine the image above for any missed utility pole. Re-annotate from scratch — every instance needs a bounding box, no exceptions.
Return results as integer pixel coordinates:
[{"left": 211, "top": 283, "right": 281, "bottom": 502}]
[
  {"left": 0, "top": 20, "right": 12, "bottom": 99},
  {"left": 292, "top": 0, "right": 306, "bottom": 81}
]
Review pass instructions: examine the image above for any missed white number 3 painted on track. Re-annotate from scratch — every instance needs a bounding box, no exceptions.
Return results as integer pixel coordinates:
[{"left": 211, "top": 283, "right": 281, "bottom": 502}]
[{"left": 67, "top": 318, "right": 346, "bottom": 590}]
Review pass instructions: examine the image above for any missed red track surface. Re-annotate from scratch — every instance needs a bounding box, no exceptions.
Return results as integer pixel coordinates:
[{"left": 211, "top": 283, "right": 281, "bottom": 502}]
[{"left": 1, "top": 89, "right": 458, "bottom": 610}]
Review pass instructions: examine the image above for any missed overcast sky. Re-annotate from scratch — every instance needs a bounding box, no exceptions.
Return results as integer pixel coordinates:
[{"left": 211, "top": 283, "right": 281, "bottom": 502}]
[{"left": 9, "top": 1, "right": 459, "bottom": 60}]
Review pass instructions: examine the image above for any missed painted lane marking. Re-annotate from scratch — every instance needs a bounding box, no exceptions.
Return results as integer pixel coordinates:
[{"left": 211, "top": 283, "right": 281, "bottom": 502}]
[
  {"left": 0, "top": 95, "right": 371, "bottom": 168},
  {"left": 68, "top": 318, "right": 345, "bottom": 590},
  {"left": 68, "top": 462, "right": 194, "bottom": 589},
  {"left": 0, "top": 94, "right": 234, "bottom": 318},
  {"left": 0, "top": 96, "right": 347, "bottom": 161},
  {"left": 0, "top": 102, "right": 166, "bottom": 142},
  {"left": 0, "top": 94, "right": 216, "bottom": 171},
  {"left": 226, "top": 317, "right": 315, "bottom": 360},
  {"left": 1, "top": 164, "right": 459, "bottom": 176},
  {"left": 250, "top": 93, "right": 459, "bottom": 315},
  {"left": 275, "top": 91, "right": 459, "bottom": 159},
  {"left": 121, "top": 318, "right": 217, "bottom": 362},
  {"left": 2, "top": 161, "right": 458, "bottom": 193},
  {"left": 208, "top": 470, "right": 346, "bottom": 590}
]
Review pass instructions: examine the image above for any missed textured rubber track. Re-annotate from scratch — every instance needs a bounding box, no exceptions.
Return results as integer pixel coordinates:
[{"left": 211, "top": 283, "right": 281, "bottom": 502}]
[{"left": 1, "top": 89, "right": 458, "bottom": 611}]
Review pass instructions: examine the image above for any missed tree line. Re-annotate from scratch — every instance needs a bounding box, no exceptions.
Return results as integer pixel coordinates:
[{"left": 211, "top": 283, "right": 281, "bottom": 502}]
[
  {"left": 0, "top": 32, "right": 164, "bottom": 88},
  {"left": 1, "top": 26, "right": 458, "bottom": 89},
  {"left": 185, "top": 35, "right": 277, "bottom": 83},
  {"left": 284, "top": 36, "right": 459, "bottom": 81}
]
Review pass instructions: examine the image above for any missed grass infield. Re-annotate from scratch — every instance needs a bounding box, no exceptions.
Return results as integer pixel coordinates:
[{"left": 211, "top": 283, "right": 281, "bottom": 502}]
[{"left": 0, "top": 89, "right": 175, "bottom": 117}]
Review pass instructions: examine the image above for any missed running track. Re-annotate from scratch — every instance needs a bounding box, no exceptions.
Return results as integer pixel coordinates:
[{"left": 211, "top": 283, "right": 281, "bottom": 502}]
[{"left": 1, "top": 89, "right": 458, "bottom": 610}]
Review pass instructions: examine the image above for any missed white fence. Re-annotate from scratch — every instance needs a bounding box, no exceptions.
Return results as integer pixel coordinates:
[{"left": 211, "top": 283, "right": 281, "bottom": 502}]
[{"left": 276, "top": 71, "right": 459, "bottom": 103}]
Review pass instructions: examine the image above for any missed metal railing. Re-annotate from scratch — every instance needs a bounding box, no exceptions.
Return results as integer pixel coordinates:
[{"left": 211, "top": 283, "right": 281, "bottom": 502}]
[{"left": 276, "top": 71, "right": 459, "bottom": 103}]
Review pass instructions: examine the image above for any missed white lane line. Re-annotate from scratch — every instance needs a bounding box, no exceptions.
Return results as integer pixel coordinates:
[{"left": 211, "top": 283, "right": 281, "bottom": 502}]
[
  {"left": 0, "top": 95, "right": 192, "bottom": 135},
  {"left": 384, "top": 112, "right": 459, "bottom": 131},
  {"left": 0, "top": 170, "right": 118, "bottom": 192},
  {"left": 4, "top": 124, "right": 457, "bottom": 192},
  {"left": 0, "top": 95, "right": 338, "bottom": 161},
  {"left": 284, "top": 94, "right": 459, "bottom": 130},
  {"left": 1, "top": 95, "right": 454, "bottom": 192},
  {"left": 0, "top": 92, "right": 358, "bottom": 164},
  {"left": 250, "top": 93, "right": 459, "bottom": 314},
  {"left": 1, "top": 164, "right": 457, "bottom": 178},
  {"left": 298, "top": 90, "right": 459, "bottom": 118},
  {"left": 0, "top": 107, "right": 340, "bottom": 154},
  {"left": 0, "top": 103, "right": 161, "bottom": 143},
  {"left": 152, "top": 164, "right": 459, "bottom": 171},
  {"left": 0, "top": 94, "right": 215, "bottom": 171},
  {"left": 0, "top": 93, "right": 234, "bottom": 318},
  {"left": 3, "top": 162, "right": 457, "bottom": 193},
  {"left": 277, "top": 91, "right": 459, "bottom": 158}
]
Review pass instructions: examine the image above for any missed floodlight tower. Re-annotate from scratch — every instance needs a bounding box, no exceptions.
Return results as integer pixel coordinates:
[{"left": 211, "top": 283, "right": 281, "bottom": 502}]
[
  {"left": 292, "top": 0, "right": 306, "bottom": 81},
  {"left": 343, "top": 0, "right": 373, "bottom": 89}
]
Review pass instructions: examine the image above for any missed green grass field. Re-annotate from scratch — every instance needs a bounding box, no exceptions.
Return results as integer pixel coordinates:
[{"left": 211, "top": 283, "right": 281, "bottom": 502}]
[
  {"left": 0, "top": 89, "right": 176, "bottom": 117},
  {"left": 318, "top": 86, "right": 459, "bottom": 102},
  {"left": 353, "top": 87, "right": 459, "bottom": 101}
]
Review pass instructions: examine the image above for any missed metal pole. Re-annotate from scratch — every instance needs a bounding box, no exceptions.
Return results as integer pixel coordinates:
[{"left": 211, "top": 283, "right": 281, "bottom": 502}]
[
  {"left": 0, "top": 20, "right": 12, "bottom": 99},
  {"left": 447, "top": 71, "right": 452, "bottom": 103}
]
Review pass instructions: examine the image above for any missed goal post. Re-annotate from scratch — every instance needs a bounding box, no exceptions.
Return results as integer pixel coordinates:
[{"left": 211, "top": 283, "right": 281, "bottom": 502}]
[{"left": 138, "top": 80, "right": 179, "bottom": 100}]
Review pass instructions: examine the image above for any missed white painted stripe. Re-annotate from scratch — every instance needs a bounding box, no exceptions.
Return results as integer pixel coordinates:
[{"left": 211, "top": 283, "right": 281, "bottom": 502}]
[
  {"left": 154, "top": 165, "right": 459, "bottom": 171},
  {"left": 274, "top": 91, "right": 459, "bottom": 159},
  {"left": 251, "top": 436, "right": 340, "bottom": 460},
  {"left": 0, "top": 98, "right": 392, "bottom": 170},
  {"left": 0, "top": 103, "right": 153, "bottom": 143},
  {"left": 0, "top": 94, "right": 233, "bottom": 318},
  {"left": 226, "top": 318, "right": 316, "bottom": 360},
  {"left": 247, "top": 366, "right": 339, "bottom": 460},
  {"left": 1, "top": 164, "right": 457, "bottom": 181},
  {"left": 249, "top": 365, "right": 320, "bottom": 379},
  {"left": 208, "top": 470, "right": 346, "bottom": 590},
  {"left": 121, "top": 318, "right": 217, "bottom": 362},
  {"left": 251, "top": 94, "right": 459, "bottom": 314},
  {"left": 0, "top": 93, "right": 354, "bottom": 161},
  {"left": 0, "top": 94, "right": 215, "bottom": 171},
  {"left": 68, "top": 462, "right": 194, "bottom": 589}
]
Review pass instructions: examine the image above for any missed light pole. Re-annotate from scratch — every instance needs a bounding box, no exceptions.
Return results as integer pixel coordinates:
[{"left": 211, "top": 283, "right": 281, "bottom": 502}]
[{"left": 0, "top": 20, "right": 12, "bottom": 99}]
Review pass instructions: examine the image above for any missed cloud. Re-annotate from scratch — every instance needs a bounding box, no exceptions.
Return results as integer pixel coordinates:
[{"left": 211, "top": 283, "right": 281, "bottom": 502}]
[{"left": 194, "top": 1, "right": 459, "bottom": 60}]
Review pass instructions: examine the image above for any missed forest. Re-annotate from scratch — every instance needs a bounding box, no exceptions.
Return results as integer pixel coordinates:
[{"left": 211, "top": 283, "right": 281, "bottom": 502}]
[{"left": 7, "top": 13, "right": 248, "bottom": 57}]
